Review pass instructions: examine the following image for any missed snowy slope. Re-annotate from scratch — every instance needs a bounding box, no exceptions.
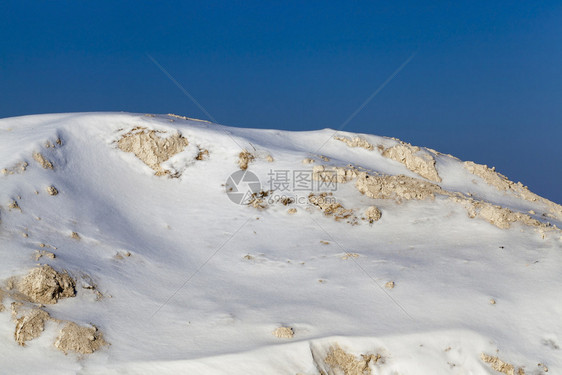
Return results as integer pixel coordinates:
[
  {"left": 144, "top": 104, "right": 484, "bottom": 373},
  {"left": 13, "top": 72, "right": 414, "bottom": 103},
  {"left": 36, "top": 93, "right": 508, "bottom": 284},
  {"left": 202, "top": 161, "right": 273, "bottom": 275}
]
[{"left": 0, "top": 112, "right": 561, "bottom": 375}]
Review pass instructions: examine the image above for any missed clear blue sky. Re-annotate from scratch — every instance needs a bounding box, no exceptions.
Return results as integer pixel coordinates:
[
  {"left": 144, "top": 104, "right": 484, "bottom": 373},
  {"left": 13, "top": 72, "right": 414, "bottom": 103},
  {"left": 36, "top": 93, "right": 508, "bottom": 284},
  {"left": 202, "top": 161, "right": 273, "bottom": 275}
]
[{"left": 1, "top": 1, "right": 561, "bottom": 202}]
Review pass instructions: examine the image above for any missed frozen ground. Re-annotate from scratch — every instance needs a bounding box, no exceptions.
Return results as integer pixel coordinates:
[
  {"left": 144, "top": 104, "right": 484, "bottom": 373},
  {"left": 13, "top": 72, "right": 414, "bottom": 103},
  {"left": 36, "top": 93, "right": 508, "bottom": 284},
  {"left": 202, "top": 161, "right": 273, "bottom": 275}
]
[{"left": 0, "top": 112, "right": 560, "bottom": 374}]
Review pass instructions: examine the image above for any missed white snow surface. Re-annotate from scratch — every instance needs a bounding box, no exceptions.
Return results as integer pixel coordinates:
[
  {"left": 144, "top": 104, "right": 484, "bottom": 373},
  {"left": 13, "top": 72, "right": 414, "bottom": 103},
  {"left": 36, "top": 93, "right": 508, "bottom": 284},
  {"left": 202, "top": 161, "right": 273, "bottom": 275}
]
[{"left": 0, "top": 112, "right": 561, "bottom": 374}]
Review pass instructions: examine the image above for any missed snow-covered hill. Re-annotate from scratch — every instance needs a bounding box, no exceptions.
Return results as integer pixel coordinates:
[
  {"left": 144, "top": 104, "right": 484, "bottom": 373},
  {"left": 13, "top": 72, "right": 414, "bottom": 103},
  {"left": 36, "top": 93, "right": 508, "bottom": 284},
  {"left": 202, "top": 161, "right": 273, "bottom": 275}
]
[{"left": 0, "top": 112, "right": 560, "bottom": 374}]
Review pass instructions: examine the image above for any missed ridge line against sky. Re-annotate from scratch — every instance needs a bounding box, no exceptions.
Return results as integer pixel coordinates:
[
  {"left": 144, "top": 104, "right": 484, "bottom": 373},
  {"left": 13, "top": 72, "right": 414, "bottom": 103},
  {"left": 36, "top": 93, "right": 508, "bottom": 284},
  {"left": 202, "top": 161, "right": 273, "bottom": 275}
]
[{"left": 1, "top": 1, "right": 561, "bottom": 202}]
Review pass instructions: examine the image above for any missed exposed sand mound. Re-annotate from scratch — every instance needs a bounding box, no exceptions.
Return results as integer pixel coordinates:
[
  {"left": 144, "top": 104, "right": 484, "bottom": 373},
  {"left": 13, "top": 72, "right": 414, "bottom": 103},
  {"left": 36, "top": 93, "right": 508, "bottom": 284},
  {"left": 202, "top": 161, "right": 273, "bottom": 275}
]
[
  {"left": 46, "top": 185, "right": 58, "bottom": 196},
  {"left": 355, "top": 173, "right": 444, "bottom": 201},
  {"left": 313, "top": 165, "right": 557, "bottom": 233},
  {"left": 309, "top": 193, "right": 357, "bottom": 224},
  {"left": 196, "top": 148, "right": 209, "bottom": 160},
  {"left": 480, "top": 353, "right": 525, "bottom": 375},
  {"left": 248, "top": 190, "right": 270, "bottom": 209},
  {"left": 465, "top": 161, "right": 562, "bottom": 219},
  {"left": 313, "top": 166, "right": 443, "bottom": 201},
  {"left": 33, "top": 152, "right": 54, "bottom": 170},
  {"left": 1, "top": 161, "right": 28, "bottom": 175},
  {"left": 18, "top": 265, "right": 75, "bottom": 305},
  {"left": 382, "top": 142, "right": 441, "bottom": 182},
  {"left": 34, "top": 250, "right": 56, "bottom": 261},
  {"left": 363, "top": 206, "right": 382, "bottom": 223},
  {"left": 452, "top": 197, "right": 549, "bottom": 230},
  {"left": 8, "top": 199, "right": 21, "bottom": 211},
  {"left": 324, "top": 344, "right": 381, "bottom": 375},
  {"left": 117, "top": 127, "right": 189, "bottom": 176},
  {"left": 465, "top": 162, "right": 513, "bottom": 191},
  {"left": 272, "top": 326, "right": 294, "bottom": 339},
  {"left": 238, "top": 150, "right": 255, "bottom": 170},
  {"left": 334, "top": 136, "right": 375, "bottom": 151},
  {"left": 14, "top": 308, "right": 51, "bottom": 346},
  {"left": 8, "top": 299, "right": 108, "bottom": 353},
  {"left": 44, "top": 138, "right": 63, "bottom": 148},
  {"left": 54, "top": 322, "right": 107, "bottom": 354},
  {"left": 476, "top": 204, "right": 541, "bottom": 230},
  {"left": 313, "top": 165, "right": 358, "bottom": 184}
]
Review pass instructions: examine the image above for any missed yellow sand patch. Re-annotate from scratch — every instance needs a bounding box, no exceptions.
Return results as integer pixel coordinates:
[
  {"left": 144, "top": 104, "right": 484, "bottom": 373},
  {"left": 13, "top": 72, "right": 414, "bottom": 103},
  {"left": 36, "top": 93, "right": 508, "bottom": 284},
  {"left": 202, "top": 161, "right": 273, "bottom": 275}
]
[
  {"left": 14, "top": 308, "right": 51, "bottom": 346},
  {"left": 55, "top": 322, "right": 108, "bottom": 354},
  {"left": 324, "top": 344, "right": 381, "bottom": 375},
  {"left": 480, "top": 353, "right": 525, "bottom": 375},
  {"left": 238, "top": 150, "right": 255, "bottom": 170},
  {"left": 117, "top": 127, "right": 189, "bottom": 176},
  {"left": 334, "top": 136, "right": 375, "bottom": 151},
  {"left": 17, "top": 265, "right": 75, "bottom": 305},
  {"left": 382, "top": 142, "right": 441, "bottom": 182},
  {"left": 272, "top": 326, "right": 294, "bottom": 339},
  {"left": 33, "top": 152, "right": 54, "bottom": 170}
]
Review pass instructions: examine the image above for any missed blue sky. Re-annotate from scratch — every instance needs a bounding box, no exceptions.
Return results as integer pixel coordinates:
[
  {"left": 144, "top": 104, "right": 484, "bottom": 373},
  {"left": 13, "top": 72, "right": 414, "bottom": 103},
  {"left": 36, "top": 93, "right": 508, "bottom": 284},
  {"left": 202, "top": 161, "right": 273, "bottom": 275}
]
[{"left": 1, "top": 1, "right": 561, "bottom": 202}]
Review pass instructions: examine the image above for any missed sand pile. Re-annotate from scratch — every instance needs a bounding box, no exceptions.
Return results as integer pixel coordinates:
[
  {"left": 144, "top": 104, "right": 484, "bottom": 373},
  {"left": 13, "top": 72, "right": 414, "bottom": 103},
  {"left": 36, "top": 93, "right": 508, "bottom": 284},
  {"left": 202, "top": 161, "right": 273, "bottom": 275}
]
[
  {"left": 32, "top": 152, "right": 54, "bottom": 170},
  {"left": 54, "top": 322, "right": 107, "bottom": 354},
  {"left": 246, "top": 191, "right": 298, "bottom": 210},
  {"left": 238, "top": 150, "right": 255, "bottom": 170},
  {"left": 1, "top": 268, "right": 108, "bottom": 352},
  {"left": 311, "top": 165, "right": 556, "bottom": 233},
  {"left": 334, "top": 136, "right": 375, "bottom": 151},
  {"left": 117, "top": 127, "right": 189, "bottom": 176},
  {"left": 313, "top": 166, "right": 443, "bottom": 201},
  {"left": 465, "top": 161, "right": 562, "bottom": 219},
  {"left": 322, "top": 344, "right": 381, "bottom": 375},
  {"left": 308, "top": 193, "right": 357, "bottom": 224},
  {"left": 480, "top": 353, "right": 525, "bottom": 375},
  {"left": 272, "top": 326, "right": 294, "bottom": 339},
  {"left": 44, "top": 138, "right": 63, "bottom": 148},
  {"left": 382, "top": 142, "right": 441, "bottom": 182},
  {"left": 451, "top": 197, "right": 548, "bottom": 230},
  {"left": 8, "top": 200, "right": 21, "bottom": 211},
  {"left": 1, "top": 161, "right": 28, "bottom": 175},
  {"left": 196, "top": 148, "right": 209, "bottom": 160},
  {"left": 363, "top": 206, "right": 382, "bottom": 223},
  {"left": 34, "top": 250, "right": 56, "bottom": 261},
  {"left": 465, "top": 162, "right": 514, "bottom": 191},
  {"left": 17, "top": 265, "right": 75, "bottom": 305},
  {"left": 13, "top": 307, "right": 51, "bottom": 346},
  {"left": 46, "top": 185, "right": 58, "bottom": 196},
  {"left": 313, "top": 165, "right": 359, "bottom": 184},
  {"left": 475, "top": 203, "right": 541, "bottom": 230},
  {"left": 247, "top": 190, "right": 270, "bottom": 209},
  {"left": 355, "top": 173, "right": 444, "bottom": 201}
]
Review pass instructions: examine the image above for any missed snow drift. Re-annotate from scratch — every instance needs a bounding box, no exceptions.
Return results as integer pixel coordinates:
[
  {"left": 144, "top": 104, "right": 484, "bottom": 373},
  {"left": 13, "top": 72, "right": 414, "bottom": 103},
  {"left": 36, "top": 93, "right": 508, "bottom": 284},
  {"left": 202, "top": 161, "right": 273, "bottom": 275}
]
[{"left": 0, "top": 112, "right": 561, "bottom": 374}]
